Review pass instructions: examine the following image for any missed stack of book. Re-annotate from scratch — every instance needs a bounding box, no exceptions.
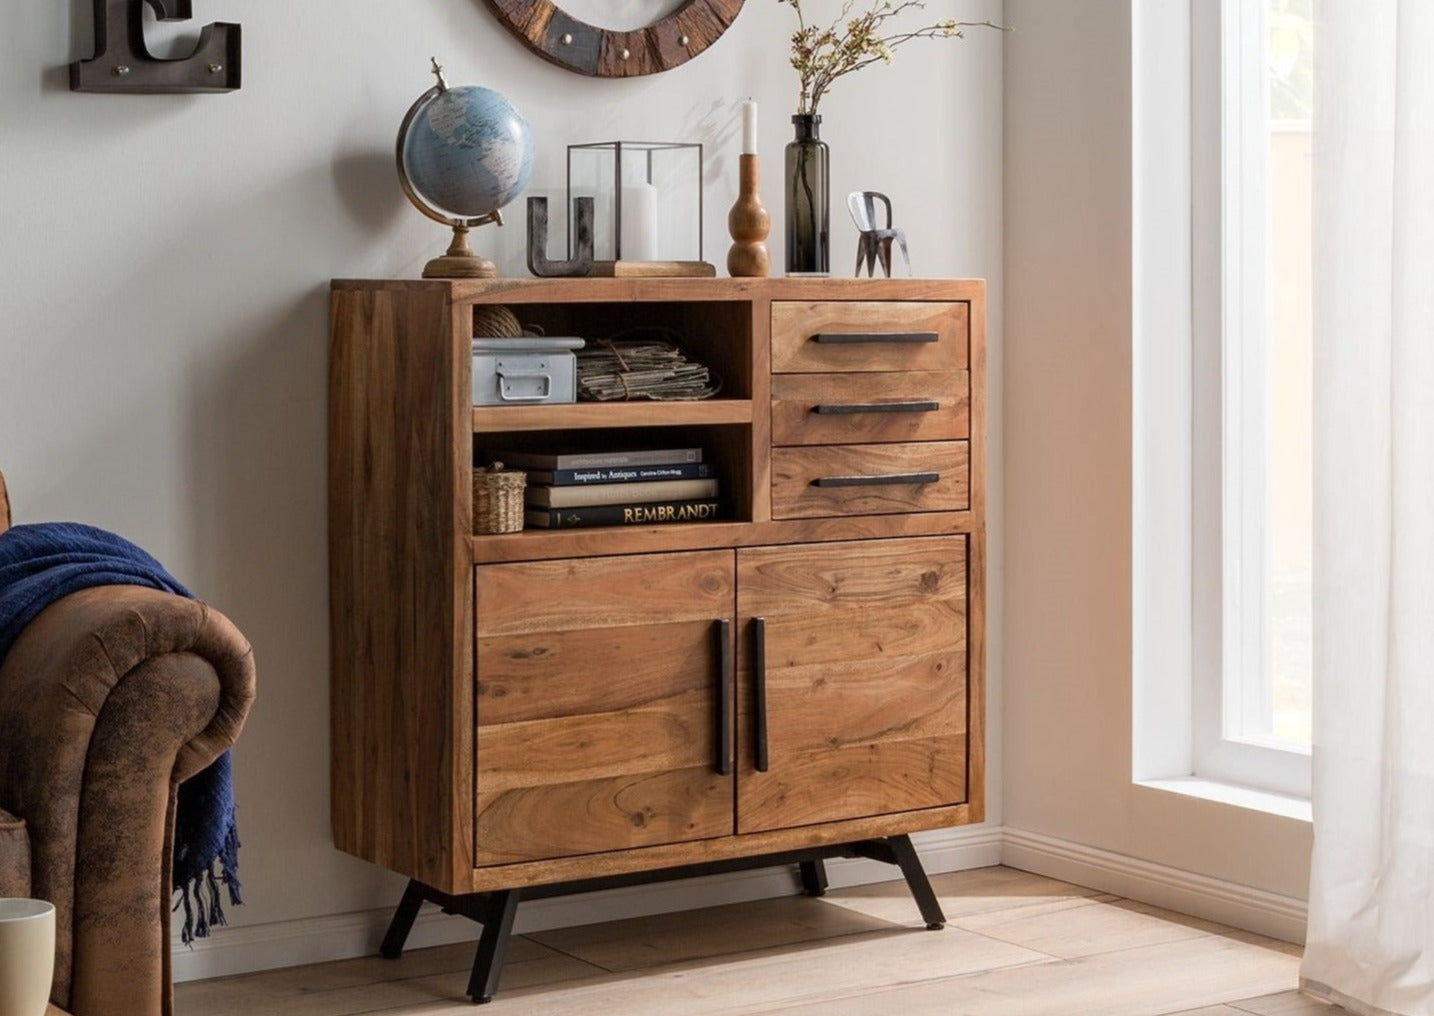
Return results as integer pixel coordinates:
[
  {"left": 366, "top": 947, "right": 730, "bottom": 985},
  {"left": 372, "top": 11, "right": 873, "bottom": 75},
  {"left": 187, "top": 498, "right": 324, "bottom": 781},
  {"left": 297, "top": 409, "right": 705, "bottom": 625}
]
[{"left": 491, "top": 448, "right": 722, "bottom": 530}]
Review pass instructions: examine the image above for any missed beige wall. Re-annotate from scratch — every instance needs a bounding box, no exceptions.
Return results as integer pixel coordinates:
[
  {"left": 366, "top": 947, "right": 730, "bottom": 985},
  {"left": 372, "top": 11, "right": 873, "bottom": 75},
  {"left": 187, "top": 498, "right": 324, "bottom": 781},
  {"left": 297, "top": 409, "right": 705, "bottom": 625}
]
[
  {"left": 0, "top": 0, "right": 1005, "bottom": 974},
  {"left": 1003, "top": 0, "right": 1312, "bottom": 906}
]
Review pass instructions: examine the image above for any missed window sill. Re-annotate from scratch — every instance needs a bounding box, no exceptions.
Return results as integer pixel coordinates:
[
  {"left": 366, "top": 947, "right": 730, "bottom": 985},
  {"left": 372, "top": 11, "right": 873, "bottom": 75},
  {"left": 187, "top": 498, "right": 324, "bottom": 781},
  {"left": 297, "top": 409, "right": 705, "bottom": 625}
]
[{"left": 1135, "top": 777, "right": 1312, "bottom": 822}]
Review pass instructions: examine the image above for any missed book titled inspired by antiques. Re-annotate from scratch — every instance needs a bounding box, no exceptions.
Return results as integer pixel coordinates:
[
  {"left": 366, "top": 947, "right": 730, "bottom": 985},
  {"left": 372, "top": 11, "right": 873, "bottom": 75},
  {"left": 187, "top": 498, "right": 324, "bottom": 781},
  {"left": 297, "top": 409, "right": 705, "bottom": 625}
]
[
  {"left": 522, "top": 462, "right": 717, "bottom": 486},
  {"left": 524, "top": 499, "right": 723, "bottom": 529}
]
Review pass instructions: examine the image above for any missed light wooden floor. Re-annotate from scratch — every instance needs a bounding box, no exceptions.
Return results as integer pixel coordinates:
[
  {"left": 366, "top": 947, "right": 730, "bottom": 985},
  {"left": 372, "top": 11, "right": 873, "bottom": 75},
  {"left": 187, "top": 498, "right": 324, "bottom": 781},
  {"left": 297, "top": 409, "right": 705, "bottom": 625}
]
[{"left": 176, "top": 866, "right": 1342, "bottom": 1016}]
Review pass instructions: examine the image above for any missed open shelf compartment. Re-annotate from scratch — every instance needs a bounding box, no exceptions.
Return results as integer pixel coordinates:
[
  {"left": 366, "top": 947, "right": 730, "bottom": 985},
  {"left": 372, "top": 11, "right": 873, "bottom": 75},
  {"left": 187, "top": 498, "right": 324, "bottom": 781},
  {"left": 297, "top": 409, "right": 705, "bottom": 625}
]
[
  {"left": 468, "top": 296, "right": 761, "bottom": 542},
  {"left": 474, "top": 422, "right": 755, "bottom": 530}
]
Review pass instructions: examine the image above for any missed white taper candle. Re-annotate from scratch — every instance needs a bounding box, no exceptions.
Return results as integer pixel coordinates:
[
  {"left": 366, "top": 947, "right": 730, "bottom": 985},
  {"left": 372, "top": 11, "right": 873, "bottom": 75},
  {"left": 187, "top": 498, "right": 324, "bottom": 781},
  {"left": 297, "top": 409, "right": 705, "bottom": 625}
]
[{"left": 741, "top": 98, "right": 758, "bottom": 155}]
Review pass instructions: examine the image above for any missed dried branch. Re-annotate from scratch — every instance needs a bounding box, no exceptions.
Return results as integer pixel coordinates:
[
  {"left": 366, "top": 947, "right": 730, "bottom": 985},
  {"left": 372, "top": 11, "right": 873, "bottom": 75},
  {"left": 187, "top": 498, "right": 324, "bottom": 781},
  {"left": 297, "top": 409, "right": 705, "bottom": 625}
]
[{"left": 778, "top": 1, "right": 1010, "bottom": 115}]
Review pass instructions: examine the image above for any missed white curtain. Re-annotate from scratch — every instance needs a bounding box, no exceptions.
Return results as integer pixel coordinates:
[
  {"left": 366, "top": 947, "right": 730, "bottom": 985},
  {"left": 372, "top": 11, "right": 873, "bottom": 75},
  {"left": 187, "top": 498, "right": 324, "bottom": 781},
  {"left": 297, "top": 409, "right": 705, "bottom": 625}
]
[{"left": 1301, "top": 2, "right": 1434, "bottom": 1015}]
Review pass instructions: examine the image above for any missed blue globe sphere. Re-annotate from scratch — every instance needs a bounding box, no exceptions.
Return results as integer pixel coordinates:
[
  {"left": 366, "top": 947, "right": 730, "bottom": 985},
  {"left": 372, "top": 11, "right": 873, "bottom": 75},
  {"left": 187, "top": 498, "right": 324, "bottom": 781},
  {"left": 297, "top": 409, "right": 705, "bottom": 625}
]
[{"left": 400, "top": 85, "right": 534, "bottom": 222}]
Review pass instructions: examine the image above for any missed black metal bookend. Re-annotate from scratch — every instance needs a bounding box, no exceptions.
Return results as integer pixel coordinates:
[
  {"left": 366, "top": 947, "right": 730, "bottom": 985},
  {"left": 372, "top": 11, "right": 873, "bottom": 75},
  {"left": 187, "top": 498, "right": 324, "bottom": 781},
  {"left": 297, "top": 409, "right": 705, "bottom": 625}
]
[
  {"left": 380, "top": 834, "right": 946, "bottom": 1005},
  {"left": 72, "top": 0, "right": 241, "bottom": 94},
  {"left": 526, "top": 196, "right": 595, "bottom": 277}
]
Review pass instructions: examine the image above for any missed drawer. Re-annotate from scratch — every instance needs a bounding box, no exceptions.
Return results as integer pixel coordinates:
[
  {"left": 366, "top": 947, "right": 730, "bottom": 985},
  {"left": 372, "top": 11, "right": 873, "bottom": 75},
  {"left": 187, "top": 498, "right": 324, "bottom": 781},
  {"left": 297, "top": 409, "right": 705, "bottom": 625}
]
[
  {"left": 771, "top": 442, "right": 969, "bottom": 519},
  {"left": 771, "top": 301, "right": 968, "bottom": 373},
  {"left": 771, "top": 371, "right": 968, "bottom": 446}
]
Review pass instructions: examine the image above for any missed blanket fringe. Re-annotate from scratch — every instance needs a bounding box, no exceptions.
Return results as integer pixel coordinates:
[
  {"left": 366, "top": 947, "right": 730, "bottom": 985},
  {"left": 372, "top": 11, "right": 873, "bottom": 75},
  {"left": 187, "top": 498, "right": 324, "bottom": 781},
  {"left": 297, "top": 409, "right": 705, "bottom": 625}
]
[{"left": 173, "top": 829, "right": 242, "bottom": 947}]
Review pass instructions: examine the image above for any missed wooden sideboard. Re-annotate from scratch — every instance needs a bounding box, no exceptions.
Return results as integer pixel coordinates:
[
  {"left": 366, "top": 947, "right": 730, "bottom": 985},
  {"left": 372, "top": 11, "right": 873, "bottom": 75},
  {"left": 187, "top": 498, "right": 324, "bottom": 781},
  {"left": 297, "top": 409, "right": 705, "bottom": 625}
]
[{"left": 328, "top": 276, "right": 986, "bottom": 1001}]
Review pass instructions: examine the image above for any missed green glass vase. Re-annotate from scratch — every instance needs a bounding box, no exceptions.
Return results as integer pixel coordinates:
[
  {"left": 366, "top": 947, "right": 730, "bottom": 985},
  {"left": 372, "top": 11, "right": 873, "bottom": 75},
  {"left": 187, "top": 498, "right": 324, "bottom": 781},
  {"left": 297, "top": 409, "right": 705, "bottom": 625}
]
[{"left": 785, "top": 114, "right": 830, "bottom": 274}]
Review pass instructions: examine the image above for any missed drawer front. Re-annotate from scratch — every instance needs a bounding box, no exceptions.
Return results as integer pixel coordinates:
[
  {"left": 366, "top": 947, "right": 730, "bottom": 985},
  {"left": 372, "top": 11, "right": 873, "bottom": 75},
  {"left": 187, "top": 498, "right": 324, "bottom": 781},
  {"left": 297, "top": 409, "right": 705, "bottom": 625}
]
[
  {"left": 771, "top": 371, "right": 968, "bottom": 446},
  {"left": 474, "top": 550, "right": 735, "bottom": 865},
  {"left": 771, "top": 442, "right": 969, "bottom": 519},
  {"left": 771, "top": 301, "right": 968, "bottom": 374}
]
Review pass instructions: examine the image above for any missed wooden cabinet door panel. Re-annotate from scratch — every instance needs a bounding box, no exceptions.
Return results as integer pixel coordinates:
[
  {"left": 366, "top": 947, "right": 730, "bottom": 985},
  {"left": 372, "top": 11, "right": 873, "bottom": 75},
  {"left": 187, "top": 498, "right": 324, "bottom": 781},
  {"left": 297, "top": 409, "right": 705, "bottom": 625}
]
[
  {"left": 736, "top": 537, "right": 968, "bottom": 834},
  {"left": 475, "top": 551, "right": 735, "bottom": 865}
]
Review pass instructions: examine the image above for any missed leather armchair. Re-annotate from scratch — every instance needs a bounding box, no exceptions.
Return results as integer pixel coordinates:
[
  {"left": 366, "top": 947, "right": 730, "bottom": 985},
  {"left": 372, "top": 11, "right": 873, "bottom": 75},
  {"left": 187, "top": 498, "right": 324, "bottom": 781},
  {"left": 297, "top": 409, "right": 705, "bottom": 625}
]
[{"left": 0, "top": 470, "right": 256, "bottom": 1016}]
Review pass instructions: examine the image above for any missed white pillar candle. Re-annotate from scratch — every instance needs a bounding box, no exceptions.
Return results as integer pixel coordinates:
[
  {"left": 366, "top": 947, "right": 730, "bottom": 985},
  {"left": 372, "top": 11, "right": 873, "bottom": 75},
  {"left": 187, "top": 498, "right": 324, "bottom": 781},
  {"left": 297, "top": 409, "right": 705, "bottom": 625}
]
[
  {"left": 741, "top": 98, "right": 758, "bottom": 155},
  {"left": 620, "top": 182, "right": 659, "bottom": 261}
]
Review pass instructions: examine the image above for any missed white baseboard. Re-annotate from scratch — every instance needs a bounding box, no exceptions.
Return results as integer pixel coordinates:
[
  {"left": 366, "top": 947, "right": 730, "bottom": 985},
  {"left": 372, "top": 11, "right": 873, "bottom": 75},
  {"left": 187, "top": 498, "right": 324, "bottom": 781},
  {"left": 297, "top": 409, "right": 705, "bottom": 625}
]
[
  {"left": 171, "top": 825, "right": 1003, "bottom": 983},
  {"left": 173, "top": 825, "right": 1308, "bottom": 983},
  {"left": 1001, "top": 826, "right": 1308, "bottom": 944}
]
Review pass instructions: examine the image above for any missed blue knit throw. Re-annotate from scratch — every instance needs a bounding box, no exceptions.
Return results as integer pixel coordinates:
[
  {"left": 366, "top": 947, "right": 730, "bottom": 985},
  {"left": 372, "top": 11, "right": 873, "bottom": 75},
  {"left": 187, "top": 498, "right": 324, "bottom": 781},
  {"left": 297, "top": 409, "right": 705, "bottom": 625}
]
[{"left": 0, "top": 522, "right": 241, "bottom": 944}]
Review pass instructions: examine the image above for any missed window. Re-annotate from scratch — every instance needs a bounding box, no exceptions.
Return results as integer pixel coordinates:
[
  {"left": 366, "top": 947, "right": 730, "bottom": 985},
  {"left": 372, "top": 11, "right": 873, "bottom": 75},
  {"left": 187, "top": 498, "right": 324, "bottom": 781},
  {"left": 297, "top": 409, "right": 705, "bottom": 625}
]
[
  {"left": 1133, "top": 0, "right": 1313, "bottom": 801},
  {"left": 1193, "top": 0, "right": 1314, "bottom": 797}
]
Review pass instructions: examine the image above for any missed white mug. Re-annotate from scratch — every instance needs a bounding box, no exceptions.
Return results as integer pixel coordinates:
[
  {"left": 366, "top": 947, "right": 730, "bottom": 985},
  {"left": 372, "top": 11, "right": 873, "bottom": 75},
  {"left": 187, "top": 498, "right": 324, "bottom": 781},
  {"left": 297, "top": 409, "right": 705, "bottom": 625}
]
[{"left": 0, "top": 898, "right": 55, "bottom": 1016}]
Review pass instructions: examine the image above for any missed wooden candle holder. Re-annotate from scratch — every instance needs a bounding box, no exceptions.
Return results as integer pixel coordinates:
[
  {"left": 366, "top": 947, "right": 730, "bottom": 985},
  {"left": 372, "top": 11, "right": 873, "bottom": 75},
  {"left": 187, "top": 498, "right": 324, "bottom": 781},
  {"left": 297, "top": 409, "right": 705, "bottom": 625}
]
[{"left": 727, "top": 154, "right": 771, "bottom": 278}]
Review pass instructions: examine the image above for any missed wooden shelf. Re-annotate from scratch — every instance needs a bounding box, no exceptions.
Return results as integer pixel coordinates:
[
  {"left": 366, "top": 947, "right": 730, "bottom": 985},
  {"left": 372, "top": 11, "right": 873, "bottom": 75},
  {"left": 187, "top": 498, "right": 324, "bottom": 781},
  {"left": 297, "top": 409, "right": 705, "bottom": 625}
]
[
  {"left": 473, "top": 521, "right": 752, "bottom": 562},
  {"left": 470, "top": 512, "right": 974, "bottom": 563},
  {"left": 471, "top": 399, "right": 753, "bottom": 433}
]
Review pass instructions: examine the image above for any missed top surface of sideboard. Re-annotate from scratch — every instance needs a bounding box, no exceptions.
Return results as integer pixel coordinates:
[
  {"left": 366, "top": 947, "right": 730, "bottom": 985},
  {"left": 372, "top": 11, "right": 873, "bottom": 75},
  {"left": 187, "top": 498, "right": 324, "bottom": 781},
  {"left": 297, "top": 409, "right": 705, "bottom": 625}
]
[{"left": 331, "top": 276, "right": 987, "bottom": 304}]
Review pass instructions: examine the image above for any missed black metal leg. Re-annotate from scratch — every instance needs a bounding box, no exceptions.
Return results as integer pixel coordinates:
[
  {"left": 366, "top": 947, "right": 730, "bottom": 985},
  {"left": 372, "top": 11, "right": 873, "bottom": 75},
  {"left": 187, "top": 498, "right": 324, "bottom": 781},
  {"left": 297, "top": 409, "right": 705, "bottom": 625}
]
[
  {"left": 887, "top": 835, "right": 946, "bottom": 930},
  {"left": 380, "top": 879, "right": 428, "bottom": 959},
  {"left": 467, "top": 889, "right": 521, "bottom": 1004},
  {"left": 386, "top": 836, "right": 945, "bottom": 1004},
  {"left": 798, "top": 859, "right": 828, "bottom": 897}
]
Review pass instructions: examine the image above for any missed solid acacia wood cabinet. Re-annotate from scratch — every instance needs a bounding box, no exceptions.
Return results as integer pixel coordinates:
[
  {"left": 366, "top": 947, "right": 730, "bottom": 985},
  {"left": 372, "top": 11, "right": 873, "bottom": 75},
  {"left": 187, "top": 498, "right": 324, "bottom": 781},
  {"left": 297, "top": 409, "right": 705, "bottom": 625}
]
[{"left": 329, "top": 276, "right": 985, "bottom": 1002}]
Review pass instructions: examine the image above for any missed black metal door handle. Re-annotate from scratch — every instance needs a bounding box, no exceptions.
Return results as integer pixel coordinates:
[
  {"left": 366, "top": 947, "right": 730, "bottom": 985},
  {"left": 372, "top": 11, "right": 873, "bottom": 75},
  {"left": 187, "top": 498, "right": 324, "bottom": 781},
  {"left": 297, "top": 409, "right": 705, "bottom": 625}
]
[
  {"left": 811, "top": 332, "right": 938, "bottom": 344},
  {"left": 813, "top": 400, "right": 940, "bottom": 415},
  {"left": 715, "top": 619, "right": 733, "bottom": 775},
  {"left": 753, "top": 616, "right": 769, "bottom": 772},
  {"left": 813, "top": 471, "right": 940, "bottom": 488}
]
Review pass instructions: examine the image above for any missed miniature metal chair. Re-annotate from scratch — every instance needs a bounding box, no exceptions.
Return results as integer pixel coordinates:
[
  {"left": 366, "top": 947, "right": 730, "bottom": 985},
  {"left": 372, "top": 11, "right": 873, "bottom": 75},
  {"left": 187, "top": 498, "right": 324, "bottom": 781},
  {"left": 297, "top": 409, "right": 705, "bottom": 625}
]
[{"left": 848, "top": 191, "right": 911, "bottom": 277}]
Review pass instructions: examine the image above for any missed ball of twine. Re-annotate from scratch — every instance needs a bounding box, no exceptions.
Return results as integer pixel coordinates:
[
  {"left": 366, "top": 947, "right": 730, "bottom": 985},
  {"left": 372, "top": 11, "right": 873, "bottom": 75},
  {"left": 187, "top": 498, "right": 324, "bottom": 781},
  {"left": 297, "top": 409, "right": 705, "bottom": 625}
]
[{"left": 472, "top": 305, "right": 524, "bottom": 339}]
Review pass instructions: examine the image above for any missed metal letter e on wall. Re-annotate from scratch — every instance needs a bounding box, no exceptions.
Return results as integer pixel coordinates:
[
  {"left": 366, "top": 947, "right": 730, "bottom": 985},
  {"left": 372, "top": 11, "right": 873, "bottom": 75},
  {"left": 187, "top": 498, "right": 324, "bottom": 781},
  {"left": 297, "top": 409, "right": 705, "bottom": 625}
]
[{"left": 72, "top": 0, "right": 241, "bottom": 94}]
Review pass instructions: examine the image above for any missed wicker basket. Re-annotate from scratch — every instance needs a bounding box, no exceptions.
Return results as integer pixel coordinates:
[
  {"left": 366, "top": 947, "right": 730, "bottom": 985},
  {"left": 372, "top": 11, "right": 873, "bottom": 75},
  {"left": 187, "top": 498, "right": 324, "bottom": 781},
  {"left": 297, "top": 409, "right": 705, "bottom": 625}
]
[{"left": 473, "top": 462, "right": 527, "bottom": 534}]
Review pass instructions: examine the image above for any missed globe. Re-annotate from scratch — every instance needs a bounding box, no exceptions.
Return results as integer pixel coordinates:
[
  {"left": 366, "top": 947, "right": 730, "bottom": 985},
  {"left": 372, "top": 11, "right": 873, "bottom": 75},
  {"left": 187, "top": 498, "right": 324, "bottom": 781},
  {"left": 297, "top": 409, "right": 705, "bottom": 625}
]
[{"left": 397, "top": 61, "right": 535, "bottom": 277}]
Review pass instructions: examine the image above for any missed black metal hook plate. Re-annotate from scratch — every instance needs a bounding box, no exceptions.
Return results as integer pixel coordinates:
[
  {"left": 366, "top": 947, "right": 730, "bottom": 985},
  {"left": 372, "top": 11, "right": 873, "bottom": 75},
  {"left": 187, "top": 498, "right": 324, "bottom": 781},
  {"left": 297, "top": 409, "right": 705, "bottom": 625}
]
[{"left": 71, "top": 0, "right": 241, "bottom": 94}]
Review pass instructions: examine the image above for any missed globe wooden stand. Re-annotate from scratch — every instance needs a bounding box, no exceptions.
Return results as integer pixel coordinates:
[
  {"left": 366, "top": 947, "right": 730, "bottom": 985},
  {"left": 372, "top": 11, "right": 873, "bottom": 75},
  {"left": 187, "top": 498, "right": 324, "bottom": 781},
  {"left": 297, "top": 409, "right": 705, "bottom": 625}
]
[{"left": 423, "top": 224, "right": 499, "bottom": 279}]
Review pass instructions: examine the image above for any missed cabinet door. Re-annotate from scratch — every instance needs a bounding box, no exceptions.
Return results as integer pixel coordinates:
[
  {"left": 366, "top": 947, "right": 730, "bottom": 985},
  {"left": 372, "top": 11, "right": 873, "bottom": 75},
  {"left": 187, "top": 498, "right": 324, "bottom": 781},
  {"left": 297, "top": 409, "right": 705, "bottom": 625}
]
[
  {"left": 475, "top": 551, "right": 735, "bottom": 865},
  {"left": 736, "top": 537, "right": 968, "bottom": 834}
]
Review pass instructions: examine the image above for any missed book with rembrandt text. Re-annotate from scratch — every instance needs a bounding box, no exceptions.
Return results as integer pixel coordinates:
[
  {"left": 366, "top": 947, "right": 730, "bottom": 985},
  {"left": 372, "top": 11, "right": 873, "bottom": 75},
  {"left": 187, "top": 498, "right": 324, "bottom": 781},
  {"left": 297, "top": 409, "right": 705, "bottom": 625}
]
[{"left": 524, "top": 499, "right": 723, "bottom": 530}]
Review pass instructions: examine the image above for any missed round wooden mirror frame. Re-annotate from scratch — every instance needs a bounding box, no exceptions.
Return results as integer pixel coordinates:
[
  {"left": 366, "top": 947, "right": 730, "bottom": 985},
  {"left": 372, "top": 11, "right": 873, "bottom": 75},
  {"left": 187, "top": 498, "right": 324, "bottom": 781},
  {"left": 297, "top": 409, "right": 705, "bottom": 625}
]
[{"left": 482, "top": 0, "right": 745, "bottom": 77}]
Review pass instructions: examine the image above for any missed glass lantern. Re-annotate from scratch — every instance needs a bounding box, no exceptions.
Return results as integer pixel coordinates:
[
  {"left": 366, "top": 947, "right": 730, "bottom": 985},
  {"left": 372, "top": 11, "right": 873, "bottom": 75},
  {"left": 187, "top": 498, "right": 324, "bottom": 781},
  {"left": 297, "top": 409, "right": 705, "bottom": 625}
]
[{"left": 567, "top": 141, "right": 708, "bottom": 272}]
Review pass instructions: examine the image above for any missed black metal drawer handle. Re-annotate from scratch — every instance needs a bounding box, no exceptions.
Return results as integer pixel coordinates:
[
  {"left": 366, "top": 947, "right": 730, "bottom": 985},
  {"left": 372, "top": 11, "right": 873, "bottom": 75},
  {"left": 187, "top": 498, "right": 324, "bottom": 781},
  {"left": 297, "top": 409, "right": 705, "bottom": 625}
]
[
  {"left": 811, "top": 331, "right": 938, "bottom": 344},
  {"left": 813, "top": 400, "right": 940, "bottom": 415},
  {"left": 813, "top": 471, "right": 940, "bottom": 488},
  {"left": 753, "top": 616, "right": 769, "bottom": 773},
  {"left": 715, "top": 618, "right": 733, "bottom": 776}
]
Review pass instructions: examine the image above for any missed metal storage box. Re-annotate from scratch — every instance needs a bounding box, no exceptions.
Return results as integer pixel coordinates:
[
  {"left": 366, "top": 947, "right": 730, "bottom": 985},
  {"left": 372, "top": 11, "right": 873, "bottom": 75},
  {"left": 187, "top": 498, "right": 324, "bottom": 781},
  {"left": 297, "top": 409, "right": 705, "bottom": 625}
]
[{"left": 472, "top": 337, "right": 584, "bottom": 406}]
